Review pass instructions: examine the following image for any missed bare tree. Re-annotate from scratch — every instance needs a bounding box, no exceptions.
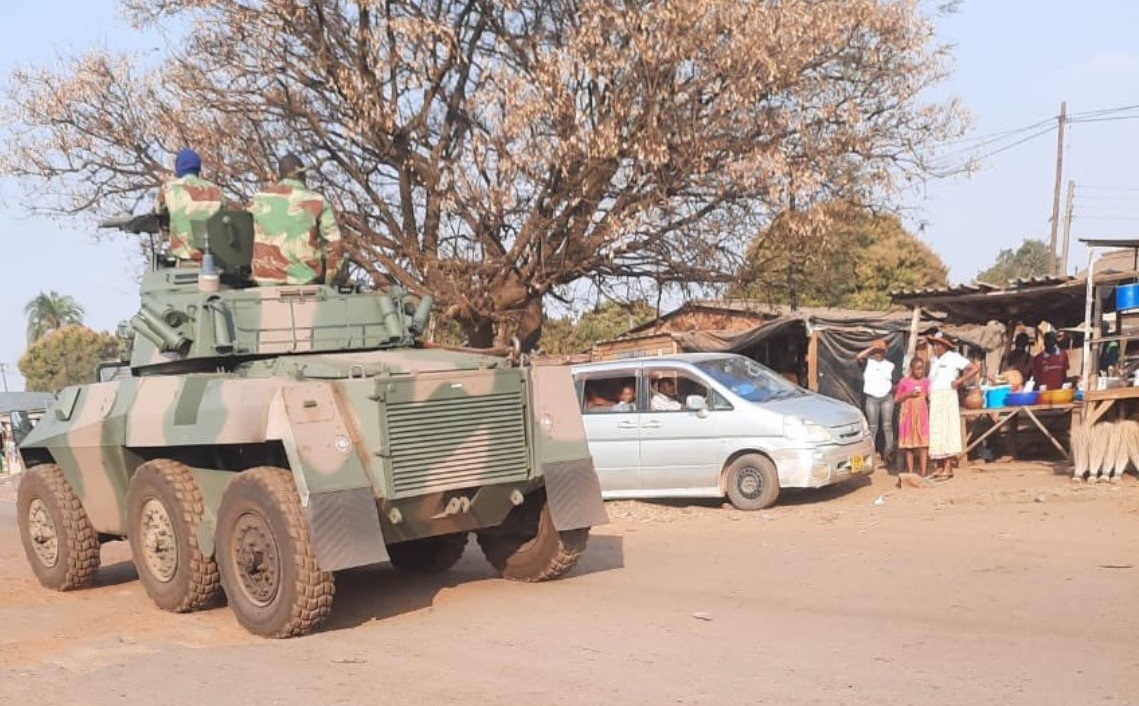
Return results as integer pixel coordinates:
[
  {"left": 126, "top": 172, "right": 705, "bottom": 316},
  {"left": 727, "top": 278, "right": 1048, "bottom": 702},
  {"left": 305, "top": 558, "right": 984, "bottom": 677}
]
[{"left": 0, "top": 0, "right": 963, "bottom": 348}]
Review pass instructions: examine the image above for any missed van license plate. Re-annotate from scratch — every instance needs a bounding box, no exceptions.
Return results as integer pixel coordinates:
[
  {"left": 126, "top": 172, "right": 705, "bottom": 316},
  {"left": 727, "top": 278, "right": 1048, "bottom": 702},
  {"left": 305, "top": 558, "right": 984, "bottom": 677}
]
[{"left": 850, "top": 455, "right": 865, "bottom": 474}]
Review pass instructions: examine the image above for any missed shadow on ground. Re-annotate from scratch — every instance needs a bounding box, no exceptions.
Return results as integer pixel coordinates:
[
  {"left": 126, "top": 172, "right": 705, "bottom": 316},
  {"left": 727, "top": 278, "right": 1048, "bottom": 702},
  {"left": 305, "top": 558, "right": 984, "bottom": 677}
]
[
  {"left": 92, "top": 559, "right": 140, "bottom": 588},
  {"left": 324, "top": 532, "right": 624, "bottom": 633},
  {"left": 619, "top": 475, "right": 873, "bottom": 512}
]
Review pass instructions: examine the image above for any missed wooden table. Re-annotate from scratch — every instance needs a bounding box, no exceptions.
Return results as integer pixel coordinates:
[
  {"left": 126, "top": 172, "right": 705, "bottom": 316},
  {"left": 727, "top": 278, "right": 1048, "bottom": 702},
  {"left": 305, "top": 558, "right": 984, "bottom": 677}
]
[
  {"left": 1082, "top": 385, "right": 1139, "bottom": 426},
  {"left": 958, "top": 403, "right": 1078, "bottom": 463}
]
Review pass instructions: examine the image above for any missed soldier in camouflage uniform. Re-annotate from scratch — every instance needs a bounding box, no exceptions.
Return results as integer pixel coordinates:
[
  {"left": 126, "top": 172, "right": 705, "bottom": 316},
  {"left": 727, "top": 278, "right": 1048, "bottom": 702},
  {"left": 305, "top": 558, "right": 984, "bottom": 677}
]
[
  {"left": 156, "top": 148, "right": 226, "bottom": 263},
  {"left": 250, "top": 153, "right": 345, "bottom": 286}
]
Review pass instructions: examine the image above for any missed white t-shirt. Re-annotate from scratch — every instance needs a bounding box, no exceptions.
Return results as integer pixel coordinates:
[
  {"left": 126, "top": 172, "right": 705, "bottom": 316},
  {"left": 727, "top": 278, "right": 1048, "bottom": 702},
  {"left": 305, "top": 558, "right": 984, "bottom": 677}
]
[
  {"left": 928, "top": 351, "right": 970, "bottom": 391},
  {"left": 862, "top": 358, "right": 895, "bottom": 398},
  {"left": 651, "top": 392, "right": 682, "bottom": 411}
]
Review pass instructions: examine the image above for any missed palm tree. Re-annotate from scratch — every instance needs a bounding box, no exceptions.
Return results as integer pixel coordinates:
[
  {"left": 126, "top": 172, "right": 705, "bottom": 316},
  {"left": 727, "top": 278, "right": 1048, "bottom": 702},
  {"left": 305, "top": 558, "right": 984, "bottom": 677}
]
[{"left": 24, "top": 291, "right": 85, "bottom": 344}]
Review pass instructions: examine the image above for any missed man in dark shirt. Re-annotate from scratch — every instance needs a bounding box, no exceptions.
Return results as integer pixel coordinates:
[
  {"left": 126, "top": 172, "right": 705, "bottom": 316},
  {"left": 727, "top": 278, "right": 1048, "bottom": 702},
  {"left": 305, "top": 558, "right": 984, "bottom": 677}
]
[
  {"left": 1032, "top": 331, "right": 1069, "bottom": 391},
  {"left": 1002, "top": 332, "right": 1033, "bottom": 383}
]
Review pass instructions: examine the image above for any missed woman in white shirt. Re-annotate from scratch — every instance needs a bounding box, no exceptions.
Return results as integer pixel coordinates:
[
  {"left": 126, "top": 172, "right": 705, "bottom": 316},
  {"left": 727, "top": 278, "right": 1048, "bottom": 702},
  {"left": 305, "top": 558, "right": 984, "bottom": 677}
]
[
  {"left": 926, "top": 335, "right": 980, "bottom": 479},
  {"left": 856, "top": 339, "right": 896, "bottom": 461}
]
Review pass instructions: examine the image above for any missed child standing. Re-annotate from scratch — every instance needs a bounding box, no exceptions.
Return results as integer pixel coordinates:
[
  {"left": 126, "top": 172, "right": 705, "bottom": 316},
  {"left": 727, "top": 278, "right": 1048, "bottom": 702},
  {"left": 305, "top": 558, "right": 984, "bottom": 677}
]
[{"left": 894, "top": 357, "right": 931, "bottom": 477}]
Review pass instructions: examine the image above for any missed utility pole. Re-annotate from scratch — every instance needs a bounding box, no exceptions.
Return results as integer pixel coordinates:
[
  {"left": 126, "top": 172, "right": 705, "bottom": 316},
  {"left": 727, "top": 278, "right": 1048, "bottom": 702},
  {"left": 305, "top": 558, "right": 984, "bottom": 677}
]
[
  {"left": 1060, "top": 180, "right": 1075, "bottom": 276},
  {"left": 0, "top": 363, "right": 8, "bottom": 393},
  {"left": 1048, "top": 101, "right": 1067, "bottom": 275}
]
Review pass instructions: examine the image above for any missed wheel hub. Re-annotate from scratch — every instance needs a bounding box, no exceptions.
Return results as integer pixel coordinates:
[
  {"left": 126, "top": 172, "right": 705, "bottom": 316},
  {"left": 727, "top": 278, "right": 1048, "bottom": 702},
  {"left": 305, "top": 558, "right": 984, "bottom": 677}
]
[
  {"left": 233, "top": 512, "right": 280, "bottom": 607},
  {"left": 27, "top": 498, "right": 59, "bottom": 568},
  {"left": 737, "top": 468, "right": 762, "bottom": 499},
  {"left": 139, "top": 497, "right": 178, "bottom": 583}
]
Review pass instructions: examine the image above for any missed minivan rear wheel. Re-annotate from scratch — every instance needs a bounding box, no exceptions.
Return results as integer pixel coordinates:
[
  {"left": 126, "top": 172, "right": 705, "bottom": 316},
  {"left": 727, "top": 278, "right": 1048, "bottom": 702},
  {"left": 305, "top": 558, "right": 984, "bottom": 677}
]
[{"left": 724, "top": 454, "right": 780, "bottom": 510}]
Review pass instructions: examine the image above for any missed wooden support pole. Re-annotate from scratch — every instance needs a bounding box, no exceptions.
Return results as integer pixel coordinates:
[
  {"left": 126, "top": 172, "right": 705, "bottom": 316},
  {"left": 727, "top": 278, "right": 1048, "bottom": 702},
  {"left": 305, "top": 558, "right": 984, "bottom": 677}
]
[
  {"left": 1049, "top": 101, "right": 1067, "bottom": 275},
  {"left": 1081, "top": 246, "right": 1096, "bottom": 404},
  {"left": 962, "top": 411, "right": 1018, "bottom": 455},
  {"left": 1061, "top": 180, "right": 1075, "bottom": 276},
  {"left": 906, "top": 306, "right": 921, "bottom": 363},
  {"left": 807, "top": 326, "right": 819, "bottom": 391},
  {"left": 1022, "top": 407, "right": 1070, "bottom": 459}
]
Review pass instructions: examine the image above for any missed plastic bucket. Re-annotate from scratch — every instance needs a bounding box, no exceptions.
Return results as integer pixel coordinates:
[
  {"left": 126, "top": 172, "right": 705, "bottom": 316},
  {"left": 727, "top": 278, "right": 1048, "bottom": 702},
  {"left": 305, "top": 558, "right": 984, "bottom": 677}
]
[
  {"left": 985, "top": 385, "right": 1011, "bottom": 408},
  {"left": 1116, "top": 283, "right": 1139, "bottom": 313}
]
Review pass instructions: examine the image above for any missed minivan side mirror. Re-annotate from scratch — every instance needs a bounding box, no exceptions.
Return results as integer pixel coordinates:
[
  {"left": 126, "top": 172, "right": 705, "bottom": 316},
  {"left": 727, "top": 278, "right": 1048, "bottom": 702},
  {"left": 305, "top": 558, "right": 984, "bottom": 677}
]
[{"left": 686, "top": 395, "right": 707, "bottom": 415}]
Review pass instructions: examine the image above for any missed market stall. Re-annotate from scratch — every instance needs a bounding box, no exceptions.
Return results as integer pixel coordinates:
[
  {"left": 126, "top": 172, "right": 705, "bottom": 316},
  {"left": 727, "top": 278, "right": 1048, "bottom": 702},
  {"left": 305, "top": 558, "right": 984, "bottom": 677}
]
[
  {"left": 1063, "top": 238, "right": 1139, "bottom": 480},
  {"left": 891, "top": 275, "right": 1124, "bottom": 464}
]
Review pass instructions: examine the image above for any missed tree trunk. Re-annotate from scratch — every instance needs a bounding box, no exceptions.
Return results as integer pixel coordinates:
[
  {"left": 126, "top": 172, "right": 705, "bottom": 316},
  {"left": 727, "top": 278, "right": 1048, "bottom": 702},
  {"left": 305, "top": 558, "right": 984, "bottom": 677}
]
[
  {"left": 513, "top": 298, "right": 543, "bottom": 353},
  {"left": 461, "top": 298, "right": 544, "bottom": 353},
  {"left": 464, "top": 319, "right": 496, "bottom": 349}
]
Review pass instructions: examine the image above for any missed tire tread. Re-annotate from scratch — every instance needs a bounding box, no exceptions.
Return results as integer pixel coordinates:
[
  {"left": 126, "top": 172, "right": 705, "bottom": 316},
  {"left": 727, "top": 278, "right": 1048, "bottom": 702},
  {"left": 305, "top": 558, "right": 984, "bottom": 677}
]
[
  {"left": 218, "top": 467, "right": 334, "bottom": 638},
  {"left": 127, "top": 459, "right": 220, "bottom": 612},
  {"left": 17, "top": 464, "right": 100, "bottom": 591}
]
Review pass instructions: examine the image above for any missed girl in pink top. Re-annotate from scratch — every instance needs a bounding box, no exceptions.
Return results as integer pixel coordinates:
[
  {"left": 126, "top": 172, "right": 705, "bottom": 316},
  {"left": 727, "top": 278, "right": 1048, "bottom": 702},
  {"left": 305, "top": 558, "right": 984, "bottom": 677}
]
[{"left": 894, "top": 357, "right": 931, "bottom": 477}]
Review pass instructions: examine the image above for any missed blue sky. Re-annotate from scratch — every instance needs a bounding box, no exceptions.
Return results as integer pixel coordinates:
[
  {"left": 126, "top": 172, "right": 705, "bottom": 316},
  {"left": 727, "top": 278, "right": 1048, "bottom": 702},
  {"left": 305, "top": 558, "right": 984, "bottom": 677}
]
[{"left": 1, "top": 1, "right": 1137, "bottom": 390}]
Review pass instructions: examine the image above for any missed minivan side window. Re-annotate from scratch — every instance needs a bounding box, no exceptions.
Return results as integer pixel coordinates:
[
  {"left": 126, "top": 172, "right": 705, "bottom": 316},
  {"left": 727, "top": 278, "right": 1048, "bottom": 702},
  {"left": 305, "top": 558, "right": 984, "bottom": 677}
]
[
  {"left": 577, "top": 373, "right": 640, "bottom": 414},
  {"left": 644, "top": 368, "right": 720, "bottom": 412}
]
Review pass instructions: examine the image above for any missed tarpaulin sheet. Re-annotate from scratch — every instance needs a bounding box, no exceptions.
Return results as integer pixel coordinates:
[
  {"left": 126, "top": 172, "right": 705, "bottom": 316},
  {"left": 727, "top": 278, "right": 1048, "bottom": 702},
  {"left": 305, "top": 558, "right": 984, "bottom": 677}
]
[{"left": 674, "top": 313, "right": 1006, "bottom": 410}]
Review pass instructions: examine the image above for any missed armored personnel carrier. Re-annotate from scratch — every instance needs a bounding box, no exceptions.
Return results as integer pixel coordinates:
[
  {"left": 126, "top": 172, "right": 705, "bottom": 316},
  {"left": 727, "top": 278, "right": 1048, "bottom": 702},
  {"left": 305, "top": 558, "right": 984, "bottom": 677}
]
[{"left": 16, "top": 209, "right": 607, "bottom": 638}]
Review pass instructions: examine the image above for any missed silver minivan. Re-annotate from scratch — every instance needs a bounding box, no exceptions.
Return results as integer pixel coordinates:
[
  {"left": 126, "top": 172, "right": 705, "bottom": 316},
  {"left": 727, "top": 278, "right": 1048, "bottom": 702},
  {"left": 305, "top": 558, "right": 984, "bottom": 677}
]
[{"left": 571, "top": 353, "right": 874, "bottom": 510}]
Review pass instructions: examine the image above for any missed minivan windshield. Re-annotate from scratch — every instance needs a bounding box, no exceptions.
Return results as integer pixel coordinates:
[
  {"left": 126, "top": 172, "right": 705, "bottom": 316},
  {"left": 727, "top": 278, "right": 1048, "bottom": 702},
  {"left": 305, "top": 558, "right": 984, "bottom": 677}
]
[{"left": 694, "top": 356, "right": 801, "bottom": 403}]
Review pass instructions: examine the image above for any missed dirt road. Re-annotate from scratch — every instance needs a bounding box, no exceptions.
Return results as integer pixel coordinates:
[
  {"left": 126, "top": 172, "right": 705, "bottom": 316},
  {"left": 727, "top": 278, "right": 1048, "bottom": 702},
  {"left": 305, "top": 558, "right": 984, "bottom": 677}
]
[{"left": 1, "top": 465, "right": 1136, "bottom": 706}]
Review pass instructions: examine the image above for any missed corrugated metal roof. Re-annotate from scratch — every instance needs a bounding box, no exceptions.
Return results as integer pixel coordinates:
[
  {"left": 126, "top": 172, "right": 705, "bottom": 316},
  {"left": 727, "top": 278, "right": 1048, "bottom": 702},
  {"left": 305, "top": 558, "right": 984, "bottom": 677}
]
[
  {"left": 0, "top": 392, "right": 54, "bottom": 415},
  {"left": 891, "top": 275, "right": 1074, "bottom": 299}
]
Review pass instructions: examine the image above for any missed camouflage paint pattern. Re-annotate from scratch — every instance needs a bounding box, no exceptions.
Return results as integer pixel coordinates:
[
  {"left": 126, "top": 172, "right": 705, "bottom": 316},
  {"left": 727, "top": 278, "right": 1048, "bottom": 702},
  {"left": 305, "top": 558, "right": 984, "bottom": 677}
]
[
  {"left": 156, "top": 175, "right": 225, "bottom": 261},
  {"left": 19, "top": 258, "right": 606, "bottom": 573},
  {"left": 249, "top": 179, "right": 344, "bottom": 286}
]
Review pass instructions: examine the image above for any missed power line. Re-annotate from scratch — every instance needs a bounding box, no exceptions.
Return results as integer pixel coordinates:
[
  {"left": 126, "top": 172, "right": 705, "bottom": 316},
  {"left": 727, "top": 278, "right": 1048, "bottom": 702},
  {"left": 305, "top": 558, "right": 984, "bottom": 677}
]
[
  {"left": 927, "top": 125, "right": 1056, "bottom": 172},
  {"left": 971, "top": 125, "right": 1056, "bottom": 161},
  {"left": 1068, "top": 103, "right": 1139, "bottom": 119},
  {"left": 933, "top": 117, "right": 1055, "bottom": 147},
  {"left": 1069, "top": 115, "right": 1139, "bottom": 125}
]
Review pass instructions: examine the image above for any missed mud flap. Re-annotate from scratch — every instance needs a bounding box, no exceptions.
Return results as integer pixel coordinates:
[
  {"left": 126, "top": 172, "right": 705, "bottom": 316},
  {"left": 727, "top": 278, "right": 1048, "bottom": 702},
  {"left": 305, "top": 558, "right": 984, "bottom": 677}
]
[
  {"left": 274, "top": 383, "right": 390, "bottom": 571},
  {"left": 525, "top": 364, "right": 609, "bottom": 531},
  {"left": 543, "top": 458, "right": 610, "bottom": 531},
  {"left": 306, "top": 488, "right": 389, "bottom": 571}
]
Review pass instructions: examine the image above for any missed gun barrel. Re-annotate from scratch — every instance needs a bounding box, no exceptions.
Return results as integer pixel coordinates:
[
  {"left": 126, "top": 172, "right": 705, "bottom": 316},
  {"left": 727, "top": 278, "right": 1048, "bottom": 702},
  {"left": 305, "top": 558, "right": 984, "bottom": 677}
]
[
  {"left": 98, "top": 216, "right": 134, "bottom": 230},
  {"left": 98, "top": 212, "right": 163, "bottom": 234}
]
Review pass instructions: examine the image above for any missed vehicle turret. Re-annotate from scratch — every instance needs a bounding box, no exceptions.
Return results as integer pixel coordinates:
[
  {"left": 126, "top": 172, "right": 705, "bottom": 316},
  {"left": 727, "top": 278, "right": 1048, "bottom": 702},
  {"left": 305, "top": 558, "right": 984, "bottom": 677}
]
[{"left": 98, "top": 209, "right": 433, "bottom": 375}]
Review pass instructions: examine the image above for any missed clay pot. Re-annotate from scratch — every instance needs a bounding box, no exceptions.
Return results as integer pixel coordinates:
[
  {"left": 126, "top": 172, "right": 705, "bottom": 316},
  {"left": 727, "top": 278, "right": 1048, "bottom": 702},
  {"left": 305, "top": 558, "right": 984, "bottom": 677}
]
[
  {"left": 963, "top": 386, "right": 984, "bottom": 410},
  {"left": 1004, "top": 370, "right": 1024, "bottom": 391}
]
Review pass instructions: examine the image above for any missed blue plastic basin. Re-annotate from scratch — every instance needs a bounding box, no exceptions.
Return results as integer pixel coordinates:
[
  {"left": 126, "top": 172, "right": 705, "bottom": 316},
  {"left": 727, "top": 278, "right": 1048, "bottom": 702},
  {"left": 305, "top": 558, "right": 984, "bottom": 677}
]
[
  {"left": 1117, "top": 283, "right": 1139, "bottom": 313},
  {"left": 985, "top": 386, "right": 1011, "bottom": 408}
]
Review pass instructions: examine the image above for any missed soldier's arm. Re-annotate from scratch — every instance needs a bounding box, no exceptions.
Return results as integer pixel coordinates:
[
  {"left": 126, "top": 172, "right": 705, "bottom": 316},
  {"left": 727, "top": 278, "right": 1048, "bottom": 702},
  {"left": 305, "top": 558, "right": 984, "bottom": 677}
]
[
  {"left": 320, "top": 197, "right": 346, "bottom": 283},
  {"left": 155, "top": 183, "right": 168, "bottom": 215}
]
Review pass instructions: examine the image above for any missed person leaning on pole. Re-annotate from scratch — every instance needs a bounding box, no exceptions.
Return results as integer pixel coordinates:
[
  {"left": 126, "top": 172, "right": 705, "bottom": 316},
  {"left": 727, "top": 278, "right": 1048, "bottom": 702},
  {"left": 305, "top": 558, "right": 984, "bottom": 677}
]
[{"left": 855, "top": 339, "right": 896, "bottom": 463}]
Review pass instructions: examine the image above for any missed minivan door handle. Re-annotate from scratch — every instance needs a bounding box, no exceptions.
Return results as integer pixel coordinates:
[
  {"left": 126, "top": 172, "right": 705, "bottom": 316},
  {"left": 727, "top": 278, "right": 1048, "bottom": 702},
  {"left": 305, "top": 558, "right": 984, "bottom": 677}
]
[
  {"left": 641, "top": 421, "right": 661, "bottom": 429},
  {"left": 617, "top": 421, "right": 638, "bottom": 429}
]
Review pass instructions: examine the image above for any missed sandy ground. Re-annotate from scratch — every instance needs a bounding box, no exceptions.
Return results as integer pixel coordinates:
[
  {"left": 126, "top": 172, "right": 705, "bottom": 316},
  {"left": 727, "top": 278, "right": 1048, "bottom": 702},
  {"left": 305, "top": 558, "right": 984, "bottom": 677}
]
[{"left": 0, "top": 464, "right": 1136, "bottom": 706}]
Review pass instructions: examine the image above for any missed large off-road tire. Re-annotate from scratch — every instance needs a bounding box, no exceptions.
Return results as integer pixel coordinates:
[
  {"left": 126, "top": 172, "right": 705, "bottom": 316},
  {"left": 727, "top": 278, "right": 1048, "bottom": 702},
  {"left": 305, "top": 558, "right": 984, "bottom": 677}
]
[
  {"left": 16, "top": 463, "right": 100, "bottom": 591},
  {"left": 386, "top": 532, "right": 469, "bottom": 574},
  {"left": 724, "top": 453, "right": 781, "bottom": 511},
  {"left": 215, "top": 467, "right": 334, "bottom": 638},
  {"left": 126, "top": 459, "right": 221, "bottom": 612},
  {"left": 476, "top": 496, "right": 589, "bottom": 582}
]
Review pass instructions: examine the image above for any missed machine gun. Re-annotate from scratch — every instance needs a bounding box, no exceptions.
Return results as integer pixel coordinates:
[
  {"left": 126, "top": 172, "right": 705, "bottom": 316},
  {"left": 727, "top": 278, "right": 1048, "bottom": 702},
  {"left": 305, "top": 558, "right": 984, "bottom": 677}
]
[
  {"left": 99, "top": 212, "right": 165, "bottom": 235},
  {"left": 100, "top": 209, "right": 254, "bottom": 280}
]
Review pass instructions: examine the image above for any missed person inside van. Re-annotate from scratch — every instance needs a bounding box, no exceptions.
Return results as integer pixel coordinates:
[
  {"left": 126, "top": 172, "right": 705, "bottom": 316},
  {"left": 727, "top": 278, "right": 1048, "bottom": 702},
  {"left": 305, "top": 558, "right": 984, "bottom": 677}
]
[
  {"left": 583, "top": 381, "right": 615, "bottom": 411},
  {"left": 612, "top": 384, "right": 637, "bottom": 412},
  {"left": 651, "top": 378, "right": 683, "bottom": 411}
]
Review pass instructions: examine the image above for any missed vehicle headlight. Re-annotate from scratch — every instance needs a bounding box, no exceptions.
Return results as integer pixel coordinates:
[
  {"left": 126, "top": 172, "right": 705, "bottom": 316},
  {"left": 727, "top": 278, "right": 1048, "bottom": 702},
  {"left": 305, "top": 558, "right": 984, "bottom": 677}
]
[
  {"left": 859, "top": 416, "right": 870, "bottom": 436},
  {"left": 783, "top": 417, "right": 832, "bottom": 443}
]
